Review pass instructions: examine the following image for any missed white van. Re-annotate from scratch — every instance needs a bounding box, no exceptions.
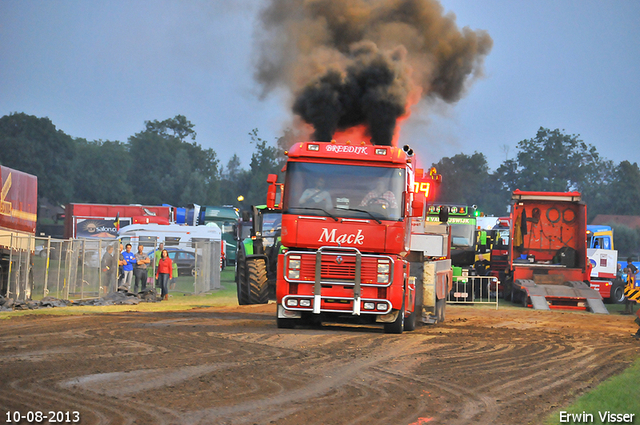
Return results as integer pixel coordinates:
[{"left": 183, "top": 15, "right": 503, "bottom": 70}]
[{"left": 118, "top": 223, "right": 226, "bottom": 272}]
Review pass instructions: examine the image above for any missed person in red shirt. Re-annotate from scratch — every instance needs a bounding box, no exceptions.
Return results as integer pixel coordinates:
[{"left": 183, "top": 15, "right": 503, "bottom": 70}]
[{"left": 155, "top": 249, "right": 173, "bottom": 301}]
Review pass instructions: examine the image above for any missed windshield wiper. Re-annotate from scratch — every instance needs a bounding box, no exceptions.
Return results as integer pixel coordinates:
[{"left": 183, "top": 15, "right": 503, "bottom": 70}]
[
  {"left": 343, "top": 208, "right": 383, "bottom": 224},
  {"left": 291, "top": 207, "right": 339, "bottom": 221}
]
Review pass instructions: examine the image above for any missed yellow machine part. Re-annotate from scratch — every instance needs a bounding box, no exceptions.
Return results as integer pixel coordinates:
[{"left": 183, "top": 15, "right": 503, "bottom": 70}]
[{"left": 624, "top": 276, "right": 640, "bottom": 302}]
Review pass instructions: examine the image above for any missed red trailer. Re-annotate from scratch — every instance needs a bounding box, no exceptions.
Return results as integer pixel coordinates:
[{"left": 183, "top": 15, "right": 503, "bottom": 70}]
[
  {"left": 64, "top": 203, "right": 172, "bottom": 239},
  {"left": 0, "top": 166, "right": 38, "bottom": 299},
  {"left": 506, "top": 190, "right": 607, "bottom": 313}
]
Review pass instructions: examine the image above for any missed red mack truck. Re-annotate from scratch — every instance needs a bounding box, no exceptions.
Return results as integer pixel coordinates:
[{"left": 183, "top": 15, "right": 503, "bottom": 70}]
[
  {"left": 0, "top": 166, "right": 38, "bottom": 300},
  {"left": 266, "top": 140, "right": 452, "bottom": 333},
  {"left": 506, "top": 190, "right": 607, "bottom": 313}
]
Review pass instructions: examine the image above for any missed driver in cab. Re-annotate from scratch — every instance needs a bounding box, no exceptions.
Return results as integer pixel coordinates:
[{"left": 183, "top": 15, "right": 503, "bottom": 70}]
[
  {"left": 299, "top": 177, "right": 333, "bottom": 210},
  {"left": 360, "top": 178, "right": 398, "bottom": 210}
]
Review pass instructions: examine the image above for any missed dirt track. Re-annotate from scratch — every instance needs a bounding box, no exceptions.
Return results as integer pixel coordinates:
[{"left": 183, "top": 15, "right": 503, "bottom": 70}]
[{"left": 0, "top": 304, "right": 638, "bottom": 425}]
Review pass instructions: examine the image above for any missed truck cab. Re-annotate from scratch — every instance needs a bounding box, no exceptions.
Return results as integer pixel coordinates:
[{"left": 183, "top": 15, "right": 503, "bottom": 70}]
[
  {"left": 586, "top": 225, "right": 624, "bottom": 303},
  {"left": 198, "top": 206, "right": 240, "bottom": 265}
]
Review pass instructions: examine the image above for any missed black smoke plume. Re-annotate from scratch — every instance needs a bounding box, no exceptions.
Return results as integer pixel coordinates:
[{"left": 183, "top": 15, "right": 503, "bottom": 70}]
[{"left": 254, "top": 0, "right": 493, "bottom": 146}]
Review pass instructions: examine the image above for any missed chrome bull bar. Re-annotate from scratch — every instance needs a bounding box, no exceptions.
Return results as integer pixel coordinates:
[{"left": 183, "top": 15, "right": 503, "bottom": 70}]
[{"left": 314, "top": 246, "right": 362, "bottom": 315}]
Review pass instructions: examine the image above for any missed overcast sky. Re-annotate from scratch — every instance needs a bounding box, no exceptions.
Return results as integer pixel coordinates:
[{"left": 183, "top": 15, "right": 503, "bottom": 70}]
[{"left": 2, "top": 0, "right": 639, "bottom": 172}]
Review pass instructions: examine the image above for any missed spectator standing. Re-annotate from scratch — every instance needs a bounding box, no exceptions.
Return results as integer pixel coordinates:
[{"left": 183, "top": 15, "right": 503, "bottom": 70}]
[
  {"left": 101, "top": 244, "right": 117, "bottom": 294},
  {"left": 121, "top": 243, "right": 136, "bottom": 290},
  {"left": 118, "top": 243, "right": 125, "bottom": 286},
  {"left": 133, "top": 244, "right": 151, "bottom": 293},
  {"left": 473, "top": 254, "right": 491, "bottom": 276},
  {"left": 156, "top": 249, "right": 172, "bottom": 301}
]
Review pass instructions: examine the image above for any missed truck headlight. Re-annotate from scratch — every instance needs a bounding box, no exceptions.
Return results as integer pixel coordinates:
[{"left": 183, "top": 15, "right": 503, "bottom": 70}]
[
  {"left": 377, "top": 260, "right": 390, "bottom": 283},
  {"left": 299, "top": 299, "right": 311, "bottom": 307},
  {"left": 377, "top": 261, "right": 390, "bottom": 273},
  {"left": 289, "top": 258, "right": 300, "bottom": 270},
  {"left": 288, "top": 270, "right": 300, "bottom": 280},
  {"left": 286, "top": 298, "right": 298, "bottom": 307}
]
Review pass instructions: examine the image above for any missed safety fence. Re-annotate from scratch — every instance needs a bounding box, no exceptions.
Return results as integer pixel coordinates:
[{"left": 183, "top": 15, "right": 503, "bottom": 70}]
[
  {"left": 1, "top": 235, "right": 222, "bottom": 301},
  {"left": 446, "top": 275, "right": 499, "bottom": 309}
]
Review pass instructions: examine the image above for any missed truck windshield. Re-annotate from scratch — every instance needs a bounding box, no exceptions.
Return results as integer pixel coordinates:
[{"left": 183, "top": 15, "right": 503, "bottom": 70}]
[
  {"left": 284, "top": 162, "right": 405, "bottom": 221},
  {"left": 451, "top": 223, "right": 476, "bottom": 248},
  {"left": 261, "top": 212, "right": 282, "bottom": 247}
]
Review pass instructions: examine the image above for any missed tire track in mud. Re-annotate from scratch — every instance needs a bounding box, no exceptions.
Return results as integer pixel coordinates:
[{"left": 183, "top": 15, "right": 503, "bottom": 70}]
[
  {"left": 179, "top": 335, "right": 439, "bottom": 425},
  {"left": 0, "top": 308, "right": 638, "bottom": 425},
  {"left": 399, "top": 326, "right": 637, "bottom": 424}
]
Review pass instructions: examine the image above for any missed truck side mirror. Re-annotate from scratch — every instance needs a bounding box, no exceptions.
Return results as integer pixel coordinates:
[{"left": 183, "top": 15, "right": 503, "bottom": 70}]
[
  {"left": 411, "top": 199, "right": 424, "bottom": 217},
  {"left": 267, "top": 186, "right": 277, "bottom": 209},
  {"left": 266, "top": 176, "right": 283, "bottom": 210}
]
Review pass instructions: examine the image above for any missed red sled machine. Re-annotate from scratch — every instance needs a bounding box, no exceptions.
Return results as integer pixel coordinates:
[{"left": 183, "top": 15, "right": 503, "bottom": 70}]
[{"left": 506, "top": 190, "right": 607, "bottom": 313}]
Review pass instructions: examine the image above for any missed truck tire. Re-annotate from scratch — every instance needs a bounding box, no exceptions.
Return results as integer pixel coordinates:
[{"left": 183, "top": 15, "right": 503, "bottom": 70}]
[
  {"left": 405, "top": 267, "right": 423, "bottom": 331},
  {"left": 276, "top": 317, "right": 297, "bottom": 329},
  {"left": 236, "top": 246, "right": 249, "bottom": 305},
  {"left": 609, "top": 279, "right": 626, "bottom": 304},
  {"left": 384, "top": 299, "right": 405, "bottom": 334},
  {"left": 436, "top": 297, "right": 446, "bottom": 323},
  {"left": 276, "top": 305, "right": 298, "bottom": 329},
  {"left": 504, "top": 278, "right": 513, "bottom": 301},
  {"left": 247, "top": 258, "right": 269, "bottom": 304},
  {"left": 404, "top": 292, "right": 418, "bottom": 331}
]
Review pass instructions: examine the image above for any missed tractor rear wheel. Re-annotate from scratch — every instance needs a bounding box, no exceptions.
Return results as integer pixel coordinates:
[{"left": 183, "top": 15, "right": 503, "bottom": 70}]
[{"left": 247, "top": 258, "right": 269, "bottom": 304}]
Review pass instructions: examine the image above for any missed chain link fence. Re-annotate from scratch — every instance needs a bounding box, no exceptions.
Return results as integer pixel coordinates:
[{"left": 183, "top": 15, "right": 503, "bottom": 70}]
[{"left": 2, "top": 235, "right": 222, "bottom": 301}]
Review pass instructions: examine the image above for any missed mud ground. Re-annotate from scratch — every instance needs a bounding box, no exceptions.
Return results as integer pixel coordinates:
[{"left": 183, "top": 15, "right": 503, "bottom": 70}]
[{"left": 0, "top": 303, "right": 638, "bottom": 425}]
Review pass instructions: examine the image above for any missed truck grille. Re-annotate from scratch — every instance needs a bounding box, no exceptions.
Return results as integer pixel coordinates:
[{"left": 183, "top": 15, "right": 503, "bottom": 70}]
[{"left": 289, "top": 251, "right": 391, "bottom": 286}]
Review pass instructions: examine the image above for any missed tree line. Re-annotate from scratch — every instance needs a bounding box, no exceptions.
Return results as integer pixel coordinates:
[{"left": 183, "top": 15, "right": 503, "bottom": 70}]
[
  {"left": 1, "top": 112, "right": 639, "bottom": 255},
  {"left": 0, "top": 113, "right": 284, "bottom": 211}
]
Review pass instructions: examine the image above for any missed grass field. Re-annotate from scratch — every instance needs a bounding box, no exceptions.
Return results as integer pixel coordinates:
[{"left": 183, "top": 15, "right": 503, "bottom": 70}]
[{"left": 545, "top": 358, "right": 640, "bottom": 424}]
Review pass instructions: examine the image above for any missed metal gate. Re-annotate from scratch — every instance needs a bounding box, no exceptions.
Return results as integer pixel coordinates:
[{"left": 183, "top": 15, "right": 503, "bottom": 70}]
[{"left": 446, "top": 275, "right": 499, "bottom": 309}]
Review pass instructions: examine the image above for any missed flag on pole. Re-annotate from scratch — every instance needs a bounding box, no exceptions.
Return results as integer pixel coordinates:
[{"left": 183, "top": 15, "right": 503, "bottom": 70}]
[{"left": 114, "top": 212, "right": 120, "bottom": 232}]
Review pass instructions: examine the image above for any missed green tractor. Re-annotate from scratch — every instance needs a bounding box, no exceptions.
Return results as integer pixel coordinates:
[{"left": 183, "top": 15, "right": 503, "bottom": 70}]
[{"left": 235, "top": 205, "right": 282, "bottom": 305}]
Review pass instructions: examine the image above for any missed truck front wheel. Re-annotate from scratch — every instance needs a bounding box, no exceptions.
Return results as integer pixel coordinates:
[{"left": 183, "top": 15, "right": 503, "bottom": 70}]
[
  {"left": 384, "top": 299, "right": 405, "bottom": 334},
  {"left": 404, "top": 282, "right": 422, "bottom": 331},
  {"left": 436, "top": 297, "right": 446, "bottom": 323},
  {"left": 276, "top": 305, "right": 299, "bottom": 329}
]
